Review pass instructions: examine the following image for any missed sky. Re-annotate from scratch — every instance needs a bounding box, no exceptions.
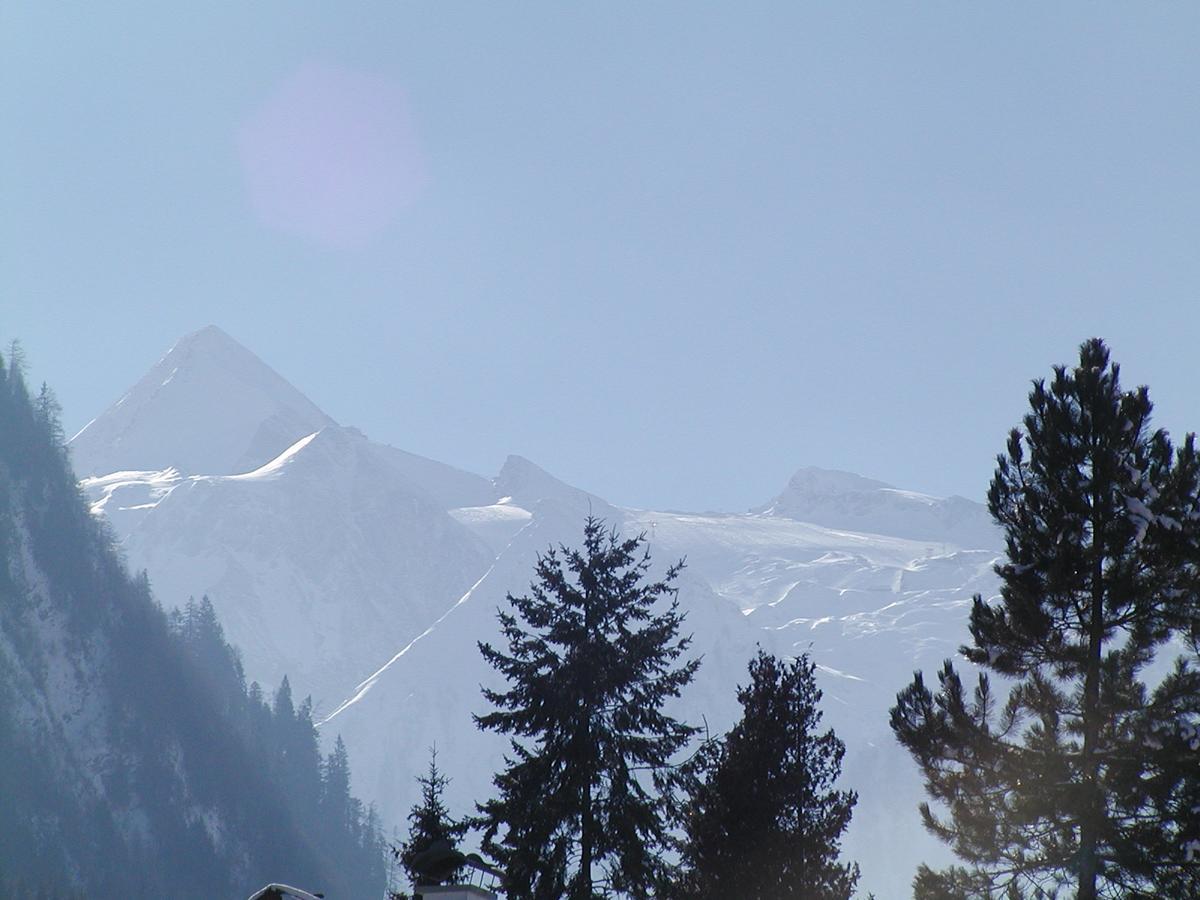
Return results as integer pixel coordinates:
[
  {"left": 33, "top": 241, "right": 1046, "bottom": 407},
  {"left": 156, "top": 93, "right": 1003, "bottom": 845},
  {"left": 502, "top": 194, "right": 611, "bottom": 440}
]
[{"left": 3, "top": 3, "right": 1199, "bottom": 512}]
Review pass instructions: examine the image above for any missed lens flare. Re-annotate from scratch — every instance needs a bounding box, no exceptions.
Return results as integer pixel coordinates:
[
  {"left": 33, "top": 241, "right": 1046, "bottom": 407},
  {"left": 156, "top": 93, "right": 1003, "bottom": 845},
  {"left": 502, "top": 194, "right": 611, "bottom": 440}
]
[{"left": 237, "top": 62, "right": 424, "bottom": 249}]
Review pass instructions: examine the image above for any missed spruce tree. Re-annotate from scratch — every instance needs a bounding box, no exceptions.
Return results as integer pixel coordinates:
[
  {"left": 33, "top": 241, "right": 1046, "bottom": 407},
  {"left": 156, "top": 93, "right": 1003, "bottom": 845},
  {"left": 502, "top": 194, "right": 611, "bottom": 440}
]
[
  {"left": 5, "top": 339, "right": 25, "bottom": 387},
  {"left": 398, "top": 747, "right": 467, "bottom": 886},
  {"left": 475, "top": 516, "right": 700, "bottom": 899},
  {"left": 676, "top": 649, "right": 859, "bottom": 900},
  {"left": 320, "top": 735, "right": 355, "bottom": 835},
  {"left": 891, "top": 338, "right": 1200, "bottom": 898},
  {"left": 33, "top": 382, "right": 64, "bottom": 448},
  {"left": 171, "top": 595, "right": 247, "bottom": 717}
]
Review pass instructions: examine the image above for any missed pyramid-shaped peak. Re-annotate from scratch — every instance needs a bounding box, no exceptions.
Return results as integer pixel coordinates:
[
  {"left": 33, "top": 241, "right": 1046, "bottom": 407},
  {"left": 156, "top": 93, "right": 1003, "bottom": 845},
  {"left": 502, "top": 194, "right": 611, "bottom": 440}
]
[
  {"left": 165, "top": 324, "right": 283, "bottom": 369},
  {"left": 70, "top": 326, "right": 335, "bottom": 478},
  {"left": 181, "top": 323, "right": 235, "bottom": 344},
  {"left": 173, "top": 323, "right": 245, "bottom": 352}
]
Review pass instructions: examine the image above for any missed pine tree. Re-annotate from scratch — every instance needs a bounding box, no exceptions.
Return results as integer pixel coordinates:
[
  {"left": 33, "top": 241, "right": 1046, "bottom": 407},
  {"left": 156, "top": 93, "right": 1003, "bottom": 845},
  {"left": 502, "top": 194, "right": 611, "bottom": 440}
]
[
  {"left": 398, "top": 746, "right": 468, "bottom": 886},
  {"left": 171, "top": 595, "right": 247, "bottom": 717},
  {"left": 891, "top": 338, "right": 1200, "bottom": 898},
  {"left": 5, "top": 339, "right": 26, "bottom": 392},
  {"left": 475, "top": 516, "right": 701, "bottom": 899},
  {"left": 320, "top": 735, "right": 355, "bottom": 834},
  {"left": 33, "top": 382, "right": 64, "bottom": 448},
  {"left": 273, "top": 675, "right": 295, "bottom": 722},
  {"left": 676, "top": 649, "right": 859, "bottom": 899}
]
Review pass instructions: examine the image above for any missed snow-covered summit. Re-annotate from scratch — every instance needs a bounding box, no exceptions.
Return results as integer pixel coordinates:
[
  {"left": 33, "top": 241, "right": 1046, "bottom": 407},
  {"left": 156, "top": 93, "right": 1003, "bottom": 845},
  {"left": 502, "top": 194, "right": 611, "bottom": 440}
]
[
  {"left": 494, "top": 454, "right": 612, "bottom": 517},
  {"left": 69, "top": 325, "right": 335, "bottom": 478},
  {"left": 759, "top": 465, "right": 1000, "bottom": 549}
]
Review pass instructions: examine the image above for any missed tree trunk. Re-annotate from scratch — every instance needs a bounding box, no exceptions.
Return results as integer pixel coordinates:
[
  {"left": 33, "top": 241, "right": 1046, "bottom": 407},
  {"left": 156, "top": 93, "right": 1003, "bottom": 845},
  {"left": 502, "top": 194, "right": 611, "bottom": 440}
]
[
  {"left": 579, "top": 585, "right": 596, "bottom": 899},
  {"left": 1077, "top": 487, "right": 1106, "bottom": 900},
  {"left": 581, "top": 773, "right": 593, "bottom": 898}
]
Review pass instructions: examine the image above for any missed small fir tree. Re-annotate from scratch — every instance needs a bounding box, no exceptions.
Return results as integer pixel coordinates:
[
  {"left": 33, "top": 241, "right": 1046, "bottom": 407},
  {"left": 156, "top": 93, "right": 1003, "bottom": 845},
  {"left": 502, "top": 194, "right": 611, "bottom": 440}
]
[
  {"left": 676, "top": 649, "right": 859, "bottom": 900},
  {"left": 475, "top": 516, "right": 700, "bottom": 899},
  {"left": 397, "top": 747, "right": 468, "bottom": 886},
  {"left": 891, "top": 339, "right": 1200, "bottom": 898}
]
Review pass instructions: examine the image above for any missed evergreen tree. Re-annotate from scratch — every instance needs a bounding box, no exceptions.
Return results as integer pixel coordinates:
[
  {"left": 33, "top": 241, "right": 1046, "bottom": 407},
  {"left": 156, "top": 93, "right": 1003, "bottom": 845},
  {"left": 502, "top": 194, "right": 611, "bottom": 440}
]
[
  {"left": 475, "top": 516, "right": 701, "bottom": 899},
  {"left": 891, "top": 339, "right": 1200, "bottom": 898},
  {"left": 676, "top": 649, "right": 859, "bottom": 899},
  {"left": 171, "top": 595, "right": 247, "bottom": 718},
  {"left": 33, "top": 382, "right": 64, "bottom": 449},
  {"left": 273, "top": 675, "right": 295, "bottom": 722},
  {"left": 5, "top": 339, "right": 26, "bottom": 390},
  {"left": 320, "top": 735, "right": 355, "bottom": 834},
  {"left": 398, "top": 746, "right": 468, "bottom": 886},
  {"left": 270, "top": 675, "right": 322, "bottom": 808}
]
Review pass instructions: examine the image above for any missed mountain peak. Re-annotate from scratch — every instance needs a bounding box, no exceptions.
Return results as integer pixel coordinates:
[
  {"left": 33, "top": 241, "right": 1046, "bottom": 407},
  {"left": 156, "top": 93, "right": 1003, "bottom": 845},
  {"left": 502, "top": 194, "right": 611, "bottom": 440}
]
[
  {"left": 759, "top": 466, "right": 999, "bottom": 548},
  {"left": 70, "top": 326, "right": 335, "bottom": 478},
  {"left": 783, "top": 466, "right": 894, "bottom": 496},
  {"left": 495, "top": 454, "right": 609, "bottom": 515},
  {"left": 172, "top": 323, "right": 243, "bottom": 354},
  {"left": 166, "top": 324, "right": 279, "bottom": 369},
  {"left": 181, "top": 322, "right": 232, "bottom": 341}
]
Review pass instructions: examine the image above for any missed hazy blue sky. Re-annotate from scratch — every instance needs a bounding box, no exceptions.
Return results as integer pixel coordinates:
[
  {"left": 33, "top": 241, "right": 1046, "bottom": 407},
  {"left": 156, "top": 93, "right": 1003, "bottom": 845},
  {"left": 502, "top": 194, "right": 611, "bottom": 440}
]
[{"left": 4, "top": 4, "right": 1198, "bottom": 511}]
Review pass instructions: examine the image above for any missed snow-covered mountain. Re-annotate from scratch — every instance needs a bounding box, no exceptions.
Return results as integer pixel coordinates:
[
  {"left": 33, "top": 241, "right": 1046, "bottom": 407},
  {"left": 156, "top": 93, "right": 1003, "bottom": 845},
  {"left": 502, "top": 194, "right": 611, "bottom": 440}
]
[
  {"left": 0, "top": 351, "right": 382, "bottom": 898},
  {"left": 81, "top": 426, "right": 494, "bottom": 705},
  {"left": 70, "top": 325, "right": 336, "bottom": 478},
  {"left": 73, "top": 327, "right": 1003, "bottom": 898},
  {"left": 758, "top": 465, "right": 999, "bottom": 548}
]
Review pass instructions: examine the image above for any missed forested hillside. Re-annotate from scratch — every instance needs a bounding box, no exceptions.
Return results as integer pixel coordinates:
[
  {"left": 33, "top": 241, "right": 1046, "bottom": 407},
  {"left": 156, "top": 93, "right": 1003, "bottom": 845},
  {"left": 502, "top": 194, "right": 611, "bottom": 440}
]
[{"left": 0, "top": 345, "right": 385, "bottom": 898}]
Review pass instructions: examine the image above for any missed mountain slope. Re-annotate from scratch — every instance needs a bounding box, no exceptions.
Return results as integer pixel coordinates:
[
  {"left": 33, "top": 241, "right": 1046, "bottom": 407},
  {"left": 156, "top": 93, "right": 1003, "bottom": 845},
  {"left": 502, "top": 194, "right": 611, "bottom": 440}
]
[
  {"left": 320, "top": 460, "right": 998, "bottom": 895},
  {"left": 319, "top": 488, "right": 768, "bottom": 875},
  {"left": 0, "top": 355, "right": 383, "bottom": 898},
  {"left": 81, "top": 425, "right": 495, "bottom": 708},
  {"left": 71, "top": 327, "right": 498, "bottom": 709}
]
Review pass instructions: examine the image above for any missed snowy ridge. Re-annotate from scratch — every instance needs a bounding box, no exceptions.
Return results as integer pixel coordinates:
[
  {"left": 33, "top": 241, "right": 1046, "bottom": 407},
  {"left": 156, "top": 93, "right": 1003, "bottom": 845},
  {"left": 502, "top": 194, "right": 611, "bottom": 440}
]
[
  {"left": 81, "top": 431, "right": 318, "bottom": 521},
  {"left": 217, "top": 430, "right": 318, "bottom": 481}
]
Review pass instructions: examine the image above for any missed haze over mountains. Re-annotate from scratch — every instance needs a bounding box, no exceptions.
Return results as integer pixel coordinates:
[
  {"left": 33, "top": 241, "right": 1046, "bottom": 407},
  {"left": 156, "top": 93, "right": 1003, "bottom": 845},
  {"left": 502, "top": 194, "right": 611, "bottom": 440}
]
[
  {"left": 0, "top": 345, "right": 385, "bottom": 898},
  {"left": 73, "top": 325, "right": 1003, "bottom": 897}
]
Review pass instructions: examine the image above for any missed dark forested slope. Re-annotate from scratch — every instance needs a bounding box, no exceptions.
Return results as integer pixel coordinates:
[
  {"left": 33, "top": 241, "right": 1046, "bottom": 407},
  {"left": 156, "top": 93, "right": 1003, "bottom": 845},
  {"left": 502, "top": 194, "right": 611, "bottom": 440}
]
[{"left": 0, "top": 348, "right": 384, "bottom": 898}]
